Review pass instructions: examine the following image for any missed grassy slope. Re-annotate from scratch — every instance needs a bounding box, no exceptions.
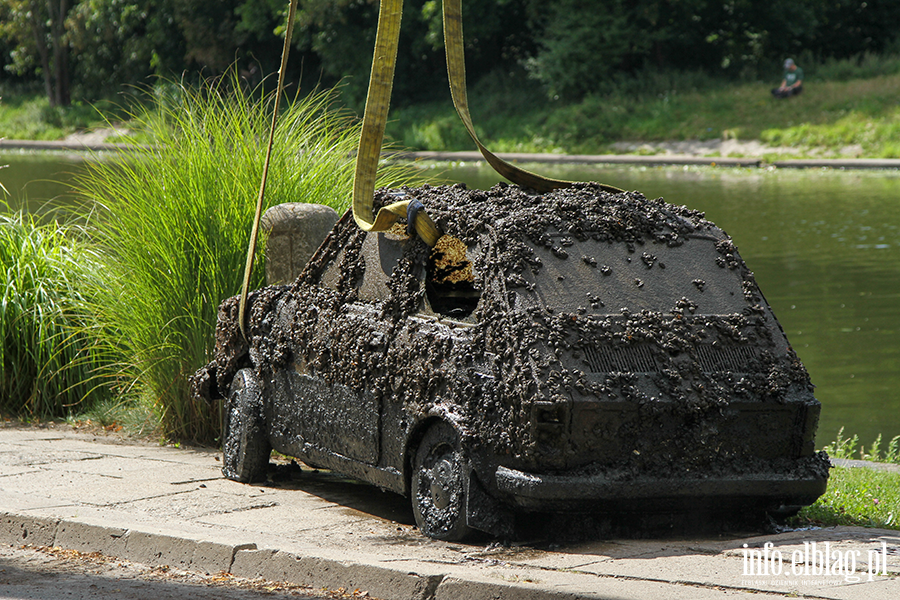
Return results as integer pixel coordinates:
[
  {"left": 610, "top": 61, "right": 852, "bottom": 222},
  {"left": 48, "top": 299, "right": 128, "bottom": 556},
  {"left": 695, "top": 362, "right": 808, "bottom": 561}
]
[
  {"left": 0, "top": 89, "right": 124, "bottom": 141},
  {"left": 385, "top": 70, "right": 900, "bottom": 158},
  {"left": 4, "top": 66, "right": 900, "bottom": 157}
]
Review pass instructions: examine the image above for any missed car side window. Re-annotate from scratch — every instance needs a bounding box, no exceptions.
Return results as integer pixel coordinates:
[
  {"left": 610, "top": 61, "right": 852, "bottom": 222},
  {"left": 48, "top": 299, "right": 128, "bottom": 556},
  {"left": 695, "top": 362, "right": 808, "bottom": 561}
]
[
  {"left": 356, "top": 228, "right": 418, "bottom": 304},
  {"left": 316, "top": 220, "right": 483, "bottom": 322},
  {"left": 306, "top": 211, "right": 367, "bottom": 293},
  {"left": 317, "top": 248, "right": 343, "bottom": 291},
  {"left": 424, "top": 235, "right": 481, "bottom": 321}
]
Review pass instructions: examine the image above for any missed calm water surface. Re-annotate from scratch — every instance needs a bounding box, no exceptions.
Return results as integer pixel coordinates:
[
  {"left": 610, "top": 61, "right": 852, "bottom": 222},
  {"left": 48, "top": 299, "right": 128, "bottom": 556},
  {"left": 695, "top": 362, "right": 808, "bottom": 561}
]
[
  {"left": 0, "top": 151, "right": 85, "bottom": 214},
  {"left": 3, "top": 153, "right": 898, "bottom": 447}
]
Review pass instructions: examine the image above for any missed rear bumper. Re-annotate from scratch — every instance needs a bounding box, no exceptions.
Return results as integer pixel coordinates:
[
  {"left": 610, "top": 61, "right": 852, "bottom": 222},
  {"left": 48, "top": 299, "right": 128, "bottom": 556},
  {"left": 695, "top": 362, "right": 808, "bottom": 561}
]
[{"left": 494, "top": 458, "right": 829, "bottom": 511}]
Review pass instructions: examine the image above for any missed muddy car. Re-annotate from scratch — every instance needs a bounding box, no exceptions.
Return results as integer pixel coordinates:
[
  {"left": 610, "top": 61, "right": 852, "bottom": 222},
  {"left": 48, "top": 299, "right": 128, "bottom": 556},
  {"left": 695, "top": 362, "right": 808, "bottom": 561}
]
[{"left": 195, "top": 183, "right": 829, "bottom": 540}]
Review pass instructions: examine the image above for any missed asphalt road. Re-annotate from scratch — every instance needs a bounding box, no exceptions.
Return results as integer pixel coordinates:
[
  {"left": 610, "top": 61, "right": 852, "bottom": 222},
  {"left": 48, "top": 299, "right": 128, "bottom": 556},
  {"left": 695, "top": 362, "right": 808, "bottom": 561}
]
[{"left": 0, "top": 544, "right": 366, "bottom": 600}]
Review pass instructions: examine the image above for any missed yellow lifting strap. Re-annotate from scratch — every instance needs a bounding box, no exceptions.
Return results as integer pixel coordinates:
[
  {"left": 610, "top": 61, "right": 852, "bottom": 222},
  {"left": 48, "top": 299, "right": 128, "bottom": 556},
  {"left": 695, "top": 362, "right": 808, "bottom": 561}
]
[
  {"left": 351, "top": 0, "right": 442, "bottom": 247},
  {"left": 351, "top": 0, "right": 623, "bottom": 247}
]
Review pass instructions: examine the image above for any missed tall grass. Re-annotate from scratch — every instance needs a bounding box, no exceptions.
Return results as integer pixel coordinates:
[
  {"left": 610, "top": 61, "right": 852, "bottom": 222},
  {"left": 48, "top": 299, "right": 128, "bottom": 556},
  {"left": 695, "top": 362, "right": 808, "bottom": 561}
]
[
  {"left": 0, "top": 211, "right": 106, "bottom": 417},
  {"left": 823, "top": 427, "right": 900, "bottom": 464},
  {"left": 75, "top": 75, "right": 426, "bottom": 444}
]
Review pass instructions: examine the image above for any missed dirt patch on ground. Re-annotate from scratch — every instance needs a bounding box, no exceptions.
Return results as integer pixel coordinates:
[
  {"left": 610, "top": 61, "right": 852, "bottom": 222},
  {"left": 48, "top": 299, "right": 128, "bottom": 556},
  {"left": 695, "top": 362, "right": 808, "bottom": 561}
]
[
  {"left": 610, "top": 139, "right": 865, "bottom": 158},
  {"left": 62, "top": 126, "right": 131, "bottom": 145}
]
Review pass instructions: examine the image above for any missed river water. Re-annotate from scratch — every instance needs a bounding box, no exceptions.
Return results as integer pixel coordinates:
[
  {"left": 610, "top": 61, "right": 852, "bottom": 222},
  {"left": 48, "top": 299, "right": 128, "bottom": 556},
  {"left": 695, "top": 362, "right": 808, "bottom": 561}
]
[{"left": 2, "top": 152, "right": 899, "bottom": 449}]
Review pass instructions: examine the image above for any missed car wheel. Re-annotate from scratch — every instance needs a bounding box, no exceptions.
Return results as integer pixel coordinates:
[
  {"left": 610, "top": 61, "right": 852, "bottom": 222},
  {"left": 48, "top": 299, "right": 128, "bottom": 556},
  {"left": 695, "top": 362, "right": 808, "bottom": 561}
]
[
  {"left": 222, "top": 368, "right": 271, "bottom": 483},
  {"left": 411, "top": 421, "right": 473, "bottom": 541}
]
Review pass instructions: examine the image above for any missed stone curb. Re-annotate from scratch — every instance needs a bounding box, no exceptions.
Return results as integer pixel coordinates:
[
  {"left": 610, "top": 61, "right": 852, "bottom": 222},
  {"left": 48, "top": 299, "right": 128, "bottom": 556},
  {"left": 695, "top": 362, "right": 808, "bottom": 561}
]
[
  {"left": 0, "top": 512, "right": 250, "bottom": 575},
  {"left": 0, "top": 511, "right": 596, "bottom": 600},
  {"left": 230, "top": 548, "right": 444, "bottom": 599},
  {"left": 0, "top": 139, "right": 146, "bottom": 153},
  {"left": 831, "top": 458, "right": 900, "bottom": 473}
]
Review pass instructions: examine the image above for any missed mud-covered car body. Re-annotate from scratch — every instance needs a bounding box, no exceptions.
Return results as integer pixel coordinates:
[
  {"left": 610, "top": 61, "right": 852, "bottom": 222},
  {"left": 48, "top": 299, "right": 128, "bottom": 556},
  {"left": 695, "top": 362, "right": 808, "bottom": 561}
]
[{"left": 199, "top": 183, "right": 829, "bottom": 539}]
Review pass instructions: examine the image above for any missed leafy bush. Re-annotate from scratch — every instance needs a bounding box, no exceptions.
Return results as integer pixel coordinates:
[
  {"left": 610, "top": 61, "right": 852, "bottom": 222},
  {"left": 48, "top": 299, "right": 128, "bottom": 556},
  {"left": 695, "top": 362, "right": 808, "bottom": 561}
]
[{"left": 75, "top": 75, "right": 426, "bottom": 443}]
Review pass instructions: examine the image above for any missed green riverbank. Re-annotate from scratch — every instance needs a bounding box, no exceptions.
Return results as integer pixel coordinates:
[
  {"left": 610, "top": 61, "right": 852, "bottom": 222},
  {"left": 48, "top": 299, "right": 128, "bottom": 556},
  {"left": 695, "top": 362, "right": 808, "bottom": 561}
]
[
  {"left": 384, "top": 63, "right": 900, "bottom": 159},
  {"left": 5, "top": 53, "right": 900, "bottom": 160}
]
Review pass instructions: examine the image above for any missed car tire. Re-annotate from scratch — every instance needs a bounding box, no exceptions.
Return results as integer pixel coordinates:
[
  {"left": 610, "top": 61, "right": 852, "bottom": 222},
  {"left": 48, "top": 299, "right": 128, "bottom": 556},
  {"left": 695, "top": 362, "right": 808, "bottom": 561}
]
[
  {"left": 411, "top": 421, "right": 473, "bottom": 541},
  {"left": 222, "top": 368, "right": 271, "bottom": 483}
]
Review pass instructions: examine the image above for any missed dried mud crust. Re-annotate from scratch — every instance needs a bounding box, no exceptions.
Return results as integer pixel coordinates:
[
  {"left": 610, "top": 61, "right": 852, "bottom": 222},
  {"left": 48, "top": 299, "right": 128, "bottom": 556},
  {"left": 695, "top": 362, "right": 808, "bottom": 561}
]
[{"left": 198, "top": 183, "right": 824, "bottom": 478}]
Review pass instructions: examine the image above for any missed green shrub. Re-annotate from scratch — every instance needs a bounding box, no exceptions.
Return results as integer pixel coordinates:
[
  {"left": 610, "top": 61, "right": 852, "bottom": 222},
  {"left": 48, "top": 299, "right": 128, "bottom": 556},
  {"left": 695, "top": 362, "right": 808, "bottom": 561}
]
[
  {"left": 75, "top": 75, "right": 426, "bottom": 444},
  {"left": 0, "top": 211, "right": 106, "bottom": 418}
]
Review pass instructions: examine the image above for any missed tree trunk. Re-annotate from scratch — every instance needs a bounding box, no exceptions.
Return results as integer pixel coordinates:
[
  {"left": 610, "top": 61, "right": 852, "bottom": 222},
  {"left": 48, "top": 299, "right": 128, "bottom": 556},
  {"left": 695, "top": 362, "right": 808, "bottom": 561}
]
[
  {"left": 47, "top": 0, "right": 71, "bottom": 107},
  {"left": 27, "top": 6, "right": 53, "bottom": 105}
]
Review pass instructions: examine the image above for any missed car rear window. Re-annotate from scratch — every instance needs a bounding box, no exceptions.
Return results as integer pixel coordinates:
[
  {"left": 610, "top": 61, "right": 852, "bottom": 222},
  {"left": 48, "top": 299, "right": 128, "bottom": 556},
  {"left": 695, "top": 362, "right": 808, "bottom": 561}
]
[{"left": 515, "top": 234, "right": 749, "bottom": 316}]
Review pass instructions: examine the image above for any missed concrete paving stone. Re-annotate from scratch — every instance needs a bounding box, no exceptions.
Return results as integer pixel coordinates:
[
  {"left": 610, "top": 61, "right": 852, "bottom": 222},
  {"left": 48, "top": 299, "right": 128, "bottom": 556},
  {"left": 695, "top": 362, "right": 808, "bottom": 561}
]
[
  {"left": 445, "top": 534, "right": 899, "bottom": 599},
  {"left": 124, "top": 490, "right": 281, "bottom": 521},
  {"left": 0, "top": 465, "right": 43, "bottom": 478},
  {"left": 477, "top": 538, "right": 727, "bottom": 573},
  {"left": 0, "top": 469, "right": 187, "bottom": 506},
  {"left": 196, "top": 497, "right": 392, "bottom": 540},
  {"left": 434, "top": 576, "right": 589, "bottom": 600},
  {"left": 432, "top": 569, "right": 798, "bottom": 600},
  {"left": 0, "top": 489, "right": 239, "bottom": 546},
  {"left": 0, "top": 448, "right": 104, "bottom": 467},
  {"left": 592, "top": 537, "right": 897, "bottom": 599},
  {"left": 0, "top": 427, "right": 219, "bottom": 468},
  {"left": 0, "top": 464, "right": 226, "bottom": 507},
  {"left": 0, "top": 488, "right": 80, "bottom": 514},
  {"left": 720, "top": 528, "right": 900, "bottom": 571},
  {"left": 37, "top": 455, "right": 200, "bottom": 477}
]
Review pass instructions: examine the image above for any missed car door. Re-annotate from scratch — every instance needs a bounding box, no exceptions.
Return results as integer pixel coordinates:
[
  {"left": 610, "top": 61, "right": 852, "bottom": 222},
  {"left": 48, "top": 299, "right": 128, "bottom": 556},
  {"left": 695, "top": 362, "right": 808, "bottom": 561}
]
[{"left": 276, "top": 229, "right": 393, "bottom": 467}]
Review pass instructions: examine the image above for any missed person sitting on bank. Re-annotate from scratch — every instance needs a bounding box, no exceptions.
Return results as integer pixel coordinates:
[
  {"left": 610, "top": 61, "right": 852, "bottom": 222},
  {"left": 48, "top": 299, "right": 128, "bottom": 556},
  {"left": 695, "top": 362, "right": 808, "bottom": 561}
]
[{"left": 772, "top": 59, "right": 803, "bottom": 98}]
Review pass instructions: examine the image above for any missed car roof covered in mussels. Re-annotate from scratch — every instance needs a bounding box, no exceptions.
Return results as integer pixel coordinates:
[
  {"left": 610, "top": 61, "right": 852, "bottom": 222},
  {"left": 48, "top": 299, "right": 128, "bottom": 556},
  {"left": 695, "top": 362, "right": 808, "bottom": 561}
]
[{"left": 197, "top": 182, "right": 828, "bottom": 541}]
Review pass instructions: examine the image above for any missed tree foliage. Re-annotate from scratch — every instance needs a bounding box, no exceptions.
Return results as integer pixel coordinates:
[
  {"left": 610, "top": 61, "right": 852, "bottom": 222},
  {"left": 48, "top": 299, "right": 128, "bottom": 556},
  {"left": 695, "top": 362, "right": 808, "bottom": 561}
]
[
  {"left": 2, "top": 0, "right": 899, "bottom": 106},
  {"left": 0, "top": 0, "right": 73, "bottom": 106}
]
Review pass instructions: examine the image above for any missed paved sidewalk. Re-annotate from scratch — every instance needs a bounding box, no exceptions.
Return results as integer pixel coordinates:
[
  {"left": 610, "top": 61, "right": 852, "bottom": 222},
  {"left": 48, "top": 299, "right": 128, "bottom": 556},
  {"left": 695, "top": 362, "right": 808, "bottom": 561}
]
[{"left": 1, "top": 424, "right": 897, "bottom": 599}]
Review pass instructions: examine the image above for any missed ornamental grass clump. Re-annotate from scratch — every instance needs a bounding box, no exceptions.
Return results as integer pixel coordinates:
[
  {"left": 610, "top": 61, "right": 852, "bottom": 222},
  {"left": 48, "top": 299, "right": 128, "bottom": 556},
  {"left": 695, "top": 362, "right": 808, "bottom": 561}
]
[
  {"left": 75, "top": 75, "right": 426, "bottom": 444},
  {"left": 0, "top": 211, "right": 106, "bottom": 417}
]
